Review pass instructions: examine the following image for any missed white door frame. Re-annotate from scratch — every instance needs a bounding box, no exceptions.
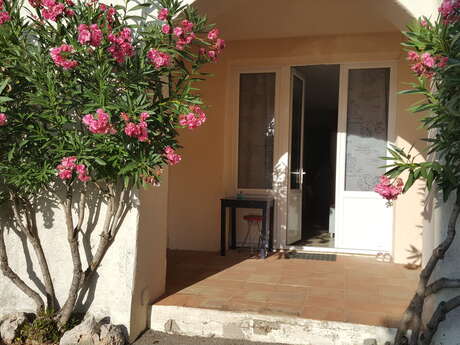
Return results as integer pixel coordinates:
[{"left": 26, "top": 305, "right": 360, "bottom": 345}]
[{"left": 227, "top": 61, "right": 397, "bottom": 256}]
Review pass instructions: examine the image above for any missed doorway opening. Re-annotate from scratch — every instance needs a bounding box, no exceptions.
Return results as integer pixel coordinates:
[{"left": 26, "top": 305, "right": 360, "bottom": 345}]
[{"left": 289, "top": 65, "right": 340, "bottom": 248}]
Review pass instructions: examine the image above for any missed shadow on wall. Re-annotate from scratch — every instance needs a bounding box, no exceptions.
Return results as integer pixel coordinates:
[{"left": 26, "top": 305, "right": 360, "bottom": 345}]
[{"left": 0, "top": 184, "right": 133, "bottom": 315}]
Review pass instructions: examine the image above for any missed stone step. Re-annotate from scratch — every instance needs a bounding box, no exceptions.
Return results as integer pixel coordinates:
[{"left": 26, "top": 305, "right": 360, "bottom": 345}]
[{"left": 149, "top": 305, "right": 394, "bottom": 345}]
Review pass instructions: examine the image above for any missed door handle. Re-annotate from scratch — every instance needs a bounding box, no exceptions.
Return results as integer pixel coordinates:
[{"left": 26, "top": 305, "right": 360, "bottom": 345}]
[{"left": 291, "top": 171, "right": 306, "bottom": 185}]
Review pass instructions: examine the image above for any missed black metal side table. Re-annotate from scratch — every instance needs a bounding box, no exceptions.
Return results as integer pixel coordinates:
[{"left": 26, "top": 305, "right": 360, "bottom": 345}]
[{"left": 220, "top": 197, "right": 274, "bottom": 258}]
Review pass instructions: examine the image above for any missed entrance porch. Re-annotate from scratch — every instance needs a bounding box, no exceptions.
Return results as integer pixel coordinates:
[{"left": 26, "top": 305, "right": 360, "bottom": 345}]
[{"left": 153, "top": 250, "right": 418, "bottom": 331}]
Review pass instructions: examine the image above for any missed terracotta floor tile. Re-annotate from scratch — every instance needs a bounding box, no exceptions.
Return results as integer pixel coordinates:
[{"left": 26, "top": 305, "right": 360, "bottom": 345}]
[
  {"left": 157, "top": 250, "right": 418, "bottom": 328},
  {"left": 260, "top": 302, "right": 304, "bottom": 317},
  {"left": 301, "top": 306, "right": 346, "bottom": 322}
]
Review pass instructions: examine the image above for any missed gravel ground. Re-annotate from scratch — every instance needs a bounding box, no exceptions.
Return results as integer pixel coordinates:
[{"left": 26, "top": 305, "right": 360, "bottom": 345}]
[{"left": 133, "top": 331, "right": 288, "bottom": 345}]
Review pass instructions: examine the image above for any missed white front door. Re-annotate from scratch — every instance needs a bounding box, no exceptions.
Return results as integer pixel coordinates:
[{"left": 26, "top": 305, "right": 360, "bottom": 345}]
[
  {"left": 334, "top": 64, "right": 395, "bottom": 253},
  {"left": 287, "top": 71, "right": 306, "bottom": 245}
]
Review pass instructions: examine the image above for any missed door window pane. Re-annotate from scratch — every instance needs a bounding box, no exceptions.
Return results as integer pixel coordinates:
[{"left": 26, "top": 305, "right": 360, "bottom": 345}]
[
  {"left": 238, "top": 73, "right": 275, "bottom": 189},
  {"left": 345, "top": 68, "right": 389, "bottom": 191}
]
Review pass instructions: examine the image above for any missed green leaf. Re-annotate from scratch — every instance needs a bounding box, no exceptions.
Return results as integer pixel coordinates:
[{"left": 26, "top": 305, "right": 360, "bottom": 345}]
[{"left": 403, "top": 170, "right": 416, "bottom": 193}]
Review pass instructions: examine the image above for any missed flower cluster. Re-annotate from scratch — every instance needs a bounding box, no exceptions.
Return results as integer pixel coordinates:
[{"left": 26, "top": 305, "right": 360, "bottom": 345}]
[
  {"left": 107, "top": 27, "right": 134, "bottom": 63},
  {"left": 158, "top": 8, "right": 168, "bottom": 21},
  {"left": 164, "top": 146, "right": 181, "bottom": 165},
  {"left": 199, "top": 28, "right": 225, "bottom": 62},
  {"left": 179, "top": 105, "right": 206, "bottom": 130},
  {"left": 122, "top": 112, "right": 149, "bottom": 142},
  {"left": 56, "top": 156, "right": 90, "bottom": 182},
  {"left": 439, "top": 0, "right": 460, "bottom": 23},
  {"left": 173, "top": 19, "right": 196, "bottom": 50},
  {"left": 0, "top": 0, "right": 10, "bottom": 25},
  {"left": 147, "top": 49, "right": 172, "bottom": 69},
  {"left": 374, "top": 176, "right": 403, "bottom": 206},
  {"left": 82, "top": 109, "right": 116, "bottom": 134},
  {"left": 40, "top": 0, "right": 74, "bottom": 21},
  {"left": 407, "top": 51, "right": 448, "bottom": 78},
  {"left": 99, "top": 3, "right": 116, "bottom": 23},
  {"left": 50, "top": 44, "right": 78, "bottom": 69},
  {"left": 78, "top": 24, "right": 103, "bottom": 47},
  {"left": 157, "top": 8, "right": 196, "bottom": 51},
  {"left": 0, "top": 113, "right": 7, "bottom": 126}
]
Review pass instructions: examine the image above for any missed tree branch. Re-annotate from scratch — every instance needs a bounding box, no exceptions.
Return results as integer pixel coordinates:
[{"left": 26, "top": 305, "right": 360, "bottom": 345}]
[
  {"left": 10, "top": 193, "right": 57, "bottom": 311},
  {"left": 421, "top": 295, "right": 460, "bottom": 345},
  {"left": 425, "top": 278, "right": 460, "bottom": 296},
  {"left": 79, "top": 184, "right": 119, "bottom": 288},
  {"left": 58, "top": 186, "right": 83, "bottom": 327},
  {"left": 0, "top": 227, "right": 45, "bottom": 313}
]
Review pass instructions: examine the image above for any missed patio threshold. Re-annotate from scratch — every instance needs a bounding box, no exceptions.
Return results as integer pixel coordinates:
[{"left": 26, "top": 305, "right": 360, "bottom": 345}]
[{"left": 149, "top": 250, "right": 419, "bottom": 344}]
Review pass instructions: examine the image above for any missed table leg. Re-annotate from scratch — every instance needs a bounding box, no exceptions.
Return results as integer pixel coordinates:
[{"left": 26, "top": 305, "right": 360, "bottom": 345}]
[
  {"left": 269, "top": 205, "right": 274, "bottom": 252},
  {"left": 261, "top": 206, "right": 267, "bottom": 259},
  {"left": 220, "top": 205, "right": 226, "bottom": 256},
  {"left": 231, "top": 207, "right": 236, "bottom": 249}
]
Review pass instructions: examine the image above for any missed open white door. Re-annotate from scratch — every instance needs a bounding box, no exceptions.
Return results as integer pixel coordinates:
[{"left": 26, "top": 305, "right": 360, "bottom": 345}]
[
  {"left": 287, "top": 71, "right": 306, "bottom": 245},
  {"left": 335, "top": 64, "right": 395, "bottom": 253}
]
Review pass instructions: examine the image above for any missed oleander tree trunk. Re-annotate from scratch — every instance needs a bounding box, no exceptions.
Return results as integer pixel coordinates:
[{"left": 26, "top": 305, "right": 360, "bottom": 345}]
[{"left": 394, "top": 193, "right": 460, "bottom": 345}]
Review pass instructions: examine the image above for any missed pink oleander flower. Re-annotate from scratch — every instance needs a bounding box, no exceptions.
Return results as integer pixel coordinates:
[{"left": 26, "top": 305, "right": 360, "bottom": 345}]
[
  {"left": 78, "top": 24, "right": 91, "bottom": 44},
  {"left": 89, "top": 24, "right": 103, "bottom": 46},
  {"left": 158, "top": 8, "right": 168, "bottom": 21},
  {"left": 207, "top": 50, "right": 217, "bottom": 61},
  {"left": 123, "top": 112, "right": 150, "bottom": 142},
  {"left": 407, "top": 51, "right": 448, "bottom": 78},
  {"left": 41, "top": 0, "right": 66, "bottom": 21},
  {"left": 421, "top": 52, "right": 435, "bottom": 68},
  {"left": 420, "top": 18, "right": 428, "bottom": 27},
  {"left": 437, "top": 56, "right": 449, "bottom": 68},
  {"left": 82, "top": 108, "right": 116, "bottom": 134},
  {"left": 173, "top": 26, "right": 183, "bottom": 37},
  {"left": 78, "top": 24, "right": 103, "bottom": 47},
  {"left": 164, "top": 146, "right": 181, "bottom": 165},
  {"left": 185, "top": 32, "right": 195, "bottom": 44},
  {"left": 108, "top": 27, "right": 134, "bottom": 63},
  {"left": 50, "top": 44, "right": 78, "bottom": 70},
  {"left": 75, "top": 164, "right": 90, "bottom": 182},
  {"left": 0, "top": 11, "right": 9, "bottom": 24},
  {"left": 161, "top": 24, "right": 171, "bottom": 34},
  {"left": 439, "top": 0, "right": 460, "bottom": 23},
  {"left": 374, "top": 176, "right": 403, "bottom": 206},
  {"left": 176, "top": 38, "right": 186, "bottom": 50},
  {"left": 147, "top": 49, "right": 171, "bottom": 69},
  {"left": 57, "top": 156, "right": 91, "bottom": 181},
  {"left": 0, "top": 113, "right": 7, "bottom": 126},
  {"left": 207, "top": 28, "right": 219, "bottom": 40},
  {"left": 181, "top": 19, "right": 193, "bottom": 33},
  {"left": 407, "top": 51, "right": 419, "bottom": 62},
  {"left": 178, "top": 105, "right": 206, "bottom": 130}
]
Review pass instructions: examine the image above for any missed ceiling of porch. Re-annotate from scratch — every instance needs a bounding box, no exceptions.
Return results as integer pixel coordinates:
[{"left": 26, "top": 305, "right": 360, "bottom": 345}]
[{"left": 192, "top": 0, "right": 415, "bottom": 41}]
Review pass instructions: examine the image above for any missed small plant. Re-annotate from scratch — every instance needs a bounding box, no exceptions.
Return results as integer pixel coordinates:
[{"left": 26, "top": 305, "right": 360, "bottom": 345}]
[{"left": 16, "top": 310, "right": 82, "bottom": 344}]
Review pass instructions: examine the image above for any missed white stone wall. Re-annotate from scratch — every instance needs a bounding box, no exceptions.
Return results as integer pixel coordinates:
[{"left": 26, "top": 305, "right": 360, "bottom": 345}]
[{"left": 0, "top": 191, "right": 140, "bottom": 330}]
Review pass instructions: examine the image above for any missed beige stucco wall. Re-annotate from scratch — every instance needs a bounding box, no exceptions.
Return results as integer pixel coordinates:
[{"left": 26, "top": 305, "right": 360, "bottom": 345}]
[{"left": 167, "top": 32, "right": 426, "bottom": 264}]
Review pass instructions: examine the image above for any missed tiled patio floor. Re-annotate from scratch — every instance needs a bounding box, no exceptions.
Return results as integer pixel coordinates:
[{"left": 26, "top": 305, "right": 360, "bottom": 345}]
[{"left": 154, "top": 250, "right": 420, "bottom": 328}]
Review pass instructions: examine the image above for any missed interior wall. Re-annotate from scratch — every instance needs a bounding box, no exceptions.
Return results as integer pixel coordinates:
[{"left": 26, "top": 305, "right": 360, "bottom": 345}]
[{"left": 167, "top": 32, "right": 426, "bottom": 265}]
